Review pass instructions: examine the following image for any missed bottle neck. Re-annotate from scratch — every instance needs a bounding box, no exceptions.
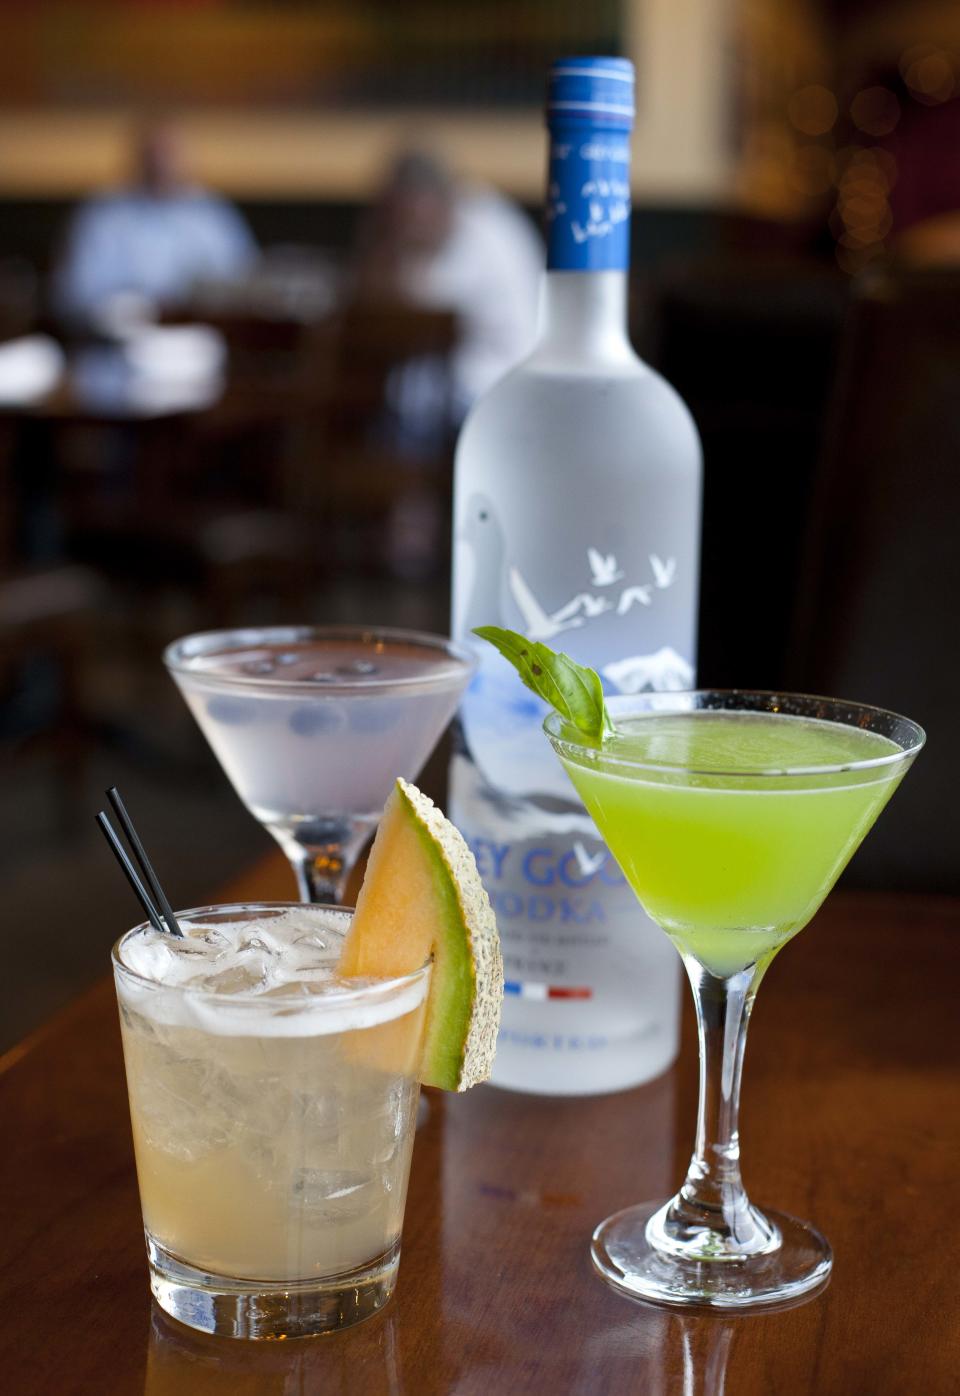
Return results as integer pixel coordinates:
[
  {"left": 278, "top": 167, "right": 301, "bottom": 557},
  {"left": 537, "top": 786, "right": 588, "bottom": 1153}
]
[
  {"left": 533, "top": 270, "right": 634, "bottom": 369},
  {"left": 532, "top": 119, "right": 637, "bottom": 370}
]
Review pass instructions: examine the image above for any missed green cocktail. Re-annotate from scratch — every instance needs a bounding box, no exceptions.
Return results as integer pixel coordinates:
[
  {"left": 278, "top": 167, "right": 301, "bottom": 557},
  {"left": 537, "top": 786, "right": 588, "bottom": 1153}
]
[
  {"left": 558, "top": 710, "right": 904, "bottom": 979},
  {"left": 543, "top": 690, "right": 924, "bottom": 1312}
]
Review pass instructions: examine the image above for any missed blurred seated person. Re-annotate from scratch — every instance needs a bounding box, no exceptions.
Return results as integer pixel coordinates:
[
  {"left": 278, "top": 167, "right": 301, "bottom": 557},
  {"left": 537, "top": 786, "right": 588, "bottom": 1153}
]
[
  {"left": 356, "top": 150, "right": 543, "bottom": 445},
  {"left": 53, "top": 120, "right": 257, "bottom": 334}
]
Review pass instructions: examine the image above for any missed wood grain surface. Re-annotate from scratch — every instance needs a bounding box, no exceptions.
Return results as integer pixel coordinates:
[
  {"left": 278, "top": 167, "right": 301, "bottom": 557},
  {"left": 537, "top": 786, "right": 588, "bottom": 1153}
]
[{"left": 1, "top": 851, "right": 957, "bottom": 1395}]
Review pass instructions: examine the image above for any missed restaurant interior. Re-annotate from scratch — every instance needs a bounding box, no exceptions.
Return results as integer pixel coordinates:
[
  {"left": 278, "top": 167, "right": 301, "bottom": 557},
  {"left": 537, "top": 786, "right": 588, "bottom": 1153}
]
[
  {"left": 1, "top": 0, "right": 955, "bottom": 1045},
  {"left": 1, "top": 2, "right": 958, "bottom": 1392}
]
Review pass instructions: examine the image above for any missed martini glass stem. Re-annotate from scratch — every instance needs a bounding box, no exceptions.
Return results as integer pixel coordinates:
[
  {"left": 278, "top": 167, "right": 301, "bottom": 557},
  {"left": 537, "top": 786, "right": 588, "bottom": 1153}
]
[
  {"left": 649, "top": 956, "right": 778, "bottom": 1259},
  {"left": 271, "top": 818, "right": 375, "bottom": 905},
  {"left": 290, "top": 845, "right": 350, "bottom": 905}
]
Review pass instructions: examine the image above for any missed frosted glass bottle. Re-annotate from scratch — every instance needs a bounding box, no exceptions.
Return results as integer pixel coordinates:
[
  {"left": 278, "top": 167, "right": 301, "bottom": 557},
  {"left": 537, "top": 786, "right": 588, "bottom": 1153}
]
[{"left": 451, "top": 58, "right": 702, "bottom": 1093}]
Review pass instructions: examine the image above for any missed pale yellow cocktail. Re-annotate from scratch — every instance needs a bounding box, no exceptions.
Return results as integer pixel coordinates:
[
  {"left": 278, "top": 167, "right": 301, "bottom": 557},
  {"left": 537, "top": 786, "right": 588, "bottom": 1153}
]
[{"left": 114, "top": 903, "right": 430, "bottom": 1338}]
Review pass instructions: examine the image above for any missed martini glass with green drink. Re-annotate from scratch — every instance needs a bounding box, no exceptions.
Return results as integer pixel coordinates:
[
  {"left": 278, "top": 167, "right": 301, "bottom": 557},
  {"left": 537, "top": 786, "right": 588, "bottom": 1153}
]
[{"left": 477, "top": 627, "right": 924, "bottom": 1311}]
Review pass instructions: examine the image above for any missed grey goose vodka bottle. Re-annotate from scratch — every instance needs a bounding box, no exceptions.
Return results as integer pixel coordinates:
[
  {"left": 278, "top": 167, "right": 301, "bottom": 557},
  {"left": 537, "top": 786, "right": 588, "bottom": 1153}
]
[{"left": 451, "top": 57, "right": 702, "bottom": 1093}]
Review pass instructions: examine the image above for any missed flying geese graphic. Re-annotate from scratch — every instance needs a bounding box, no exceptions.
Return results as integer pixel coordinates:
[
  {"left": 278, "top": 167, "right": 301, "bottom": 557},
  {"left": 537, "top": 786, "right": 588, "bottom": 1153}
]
[
  {"left": 587, "top": 547, "right": 624, "bottom": 587},
  {"left": 508, "top": 567, "right": 585, "bottom": 641},
  {"left": 650, "top": 554, "right": 676, "bottom": 589}
]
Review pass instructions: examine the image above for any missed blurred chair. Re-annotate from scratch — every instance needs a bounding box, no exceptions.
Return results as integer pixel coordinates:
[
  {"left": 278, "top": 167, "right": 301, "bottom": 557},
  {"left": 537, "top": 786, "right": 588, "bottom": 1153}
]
[
  {"left": 0, "top": 564, "right": 101, "bottom": 828},
  {"left": 788, "top": 267, "right": 960, "bottom": 892},
  {"left": 31, "top": 319, "right": 327, "bottom": 623},
  {"left": 0, "top": 349, "right": 100, "bottom": 827},
  {"left": 181, "top": 315, "right": 336, "bottom": 620},
  {"left": 197, "top": 510, "right": 315, "bottom": 626},
  {"left": 306, "top": 302, "right": 458, "bottom": 577},
  {"left": 0, "top": 257, "right": 39, "bottom": 342}
]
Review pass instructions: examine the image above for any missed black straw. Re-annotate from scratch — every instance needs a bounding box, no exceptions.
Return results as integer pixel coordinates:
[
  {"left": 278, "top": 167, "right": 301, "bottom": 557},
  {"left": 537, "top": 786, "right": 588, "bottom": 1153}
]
[
  {"left": 96, "top": 812, "right": 166, "bottom": 933},
  {"left": 96, "top": 789, "right": 183, "bottom": 937},
  {"left": 105, "top": 787, "right": 183, "bottom": 938}
]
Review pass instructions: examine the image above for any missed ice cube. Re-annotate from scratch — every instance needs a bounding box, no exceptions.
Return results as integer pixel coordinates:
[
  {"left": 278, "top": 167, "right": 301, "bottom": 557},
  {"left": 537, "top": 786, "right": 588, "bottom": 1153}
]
[
  {"left": 275, "top": 925, "right": 335, "bottom": 977},
  {"left": 349, "top": 700, "right": 397, "bottom": 735},
  {"left": 292, "top": 1168, "right": 377, "bottom": 1219},
  {"left": 125, "top": 937, "right": 178, "bottom": 982},
  {"left": 200, "top": 928, "right": 230, "bottom": 956},
  {"left": 206, "top": 696, "right": 258, "bottom": 726},
  {"left": 295, "top": 1088, "right": 339, "bottom": 1131},
  {"left": 202, "top": 951, "right": 271, "bottom": 994},
  {"left": 338, "top": 659, "right": 377, "bottom": 676},
  {"left": 137, "top": 1056, "right": 236, "bottom": 1162},
  {"left": 243, "top": 659, "right": 276, "bottom": 675},
  {"left": 292, "top": 931, "right": 327, "bottom": 951},
  {"left": 260, "top": 980, "right": 315, "bottom": 999},
  {"left": 176, "top": 941, "right": 210, "bottom": 957},
  {"left": 288, "top": 705, "right": 341, "bottom": 737},
  {"left": 178, "top": 925, "right": 220, "bottom": 954},
  {"left": 285, "top": 959, "right": 337, "bottom": 985},
  {"left": 237, "top": 925, "right": 286, "bottom": 957}
]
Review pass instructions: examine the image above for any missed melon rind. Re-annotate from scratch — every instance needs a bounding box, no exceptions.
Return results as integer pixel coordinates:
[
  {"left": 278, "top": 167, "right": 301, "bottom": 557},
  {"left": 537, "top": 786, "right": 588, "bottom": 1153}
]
[
  {"left": 397, "top": 779, "right": 502, "bottom": 1090},
  {"left": 344, "top": 778, "right": 503, "bottom": 1091}
]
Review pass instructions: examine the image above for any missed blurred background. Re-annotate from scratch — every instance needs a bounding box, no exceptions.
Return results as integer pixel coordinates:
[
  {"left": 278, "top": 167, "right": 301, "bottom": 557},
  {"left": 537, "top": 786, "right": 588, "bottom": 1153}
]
[{"left": 1, "top": 0, "right": 956, "bottom": 1048}]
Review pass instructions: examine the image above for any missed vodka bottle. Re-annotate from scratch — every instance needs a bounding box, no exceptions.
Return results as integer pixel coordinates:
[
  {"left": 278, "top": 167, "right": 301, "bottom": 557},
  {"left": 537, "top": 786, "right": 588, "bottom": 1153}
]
[{"left": 450, "top": 57, "right": 702, "bottom": 1094}]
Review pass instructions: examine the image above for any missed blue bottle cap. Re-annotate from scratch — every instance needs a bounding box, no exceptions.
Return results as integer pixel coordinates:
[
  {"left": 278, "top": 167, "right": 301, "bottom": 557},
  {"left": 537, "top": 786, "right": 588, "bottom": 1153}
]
[{"left": 546, "top": 56, "right": 635, "bottom": 131}]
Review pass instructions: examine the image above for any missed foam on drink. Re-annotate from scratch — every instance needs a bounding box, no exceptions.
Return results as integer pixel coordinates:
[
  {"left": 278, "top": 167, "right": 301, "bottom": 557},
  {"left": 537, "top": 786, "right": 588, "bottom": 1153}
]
[{"left": 117, "top": 909, "right": 429, "bottom": 1036}]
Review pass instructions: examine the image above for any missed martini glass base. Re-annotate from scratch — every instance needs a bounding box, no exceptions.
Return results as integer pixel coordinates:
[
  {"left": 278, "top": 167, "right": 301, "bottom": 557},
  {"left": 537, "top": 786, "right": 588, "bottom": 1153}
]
[{"left": 591, "top": 1201, "right": 832, "bottom": 1312}]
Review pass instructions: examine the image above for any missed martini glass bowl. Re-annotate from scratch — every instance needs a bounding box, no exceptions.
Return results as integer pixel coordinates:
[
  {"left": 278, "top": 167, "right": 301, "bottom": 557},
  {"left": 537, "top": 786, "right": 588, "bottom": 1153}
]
[
  {"left": 545, "top": 690, "right": 924, "bottom": 1311},
  {"left": 165, "top": 625, "right": 475, "bottom": 903}
]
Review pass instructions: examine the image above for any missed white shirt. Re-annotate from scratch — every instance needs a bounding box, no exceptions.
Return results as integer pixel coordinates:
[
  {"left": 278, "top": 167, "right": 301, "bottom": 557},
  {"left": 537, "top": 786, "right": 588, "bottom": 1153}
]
[
  {"left": 399, "top": 186, "right": 544, "bottom": 409},
  {"left": 54, "top": 188, "right": 257, "bottom": 325}
]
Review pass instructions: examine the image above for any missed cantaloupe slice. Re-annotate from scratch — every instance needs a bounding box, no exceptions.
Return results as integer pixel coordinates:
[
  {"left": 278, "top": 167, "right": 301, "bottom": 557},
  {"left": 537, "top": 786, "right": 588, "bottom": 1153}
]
[{"left": 339, "top": 778, "right": 502, "bottom": 1091}]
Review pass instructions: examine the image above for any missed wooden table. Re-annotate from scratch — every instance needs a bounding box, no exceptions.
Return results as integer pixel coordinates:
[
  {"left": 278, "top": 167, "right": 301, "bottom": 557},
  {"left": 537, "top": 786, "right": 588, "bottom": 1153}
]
[{"left": 2, "top": 854, "right": 957, "bottom": 1394}]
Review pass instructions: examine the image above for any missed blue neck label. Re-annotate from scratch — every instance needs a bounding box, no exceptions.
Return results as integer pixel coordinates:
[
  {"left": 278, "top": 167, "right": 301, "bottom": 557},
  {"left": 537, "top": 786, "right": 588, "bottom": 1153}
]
[{"left": 546, "top": 127, "right": 631, "bottom": 272}]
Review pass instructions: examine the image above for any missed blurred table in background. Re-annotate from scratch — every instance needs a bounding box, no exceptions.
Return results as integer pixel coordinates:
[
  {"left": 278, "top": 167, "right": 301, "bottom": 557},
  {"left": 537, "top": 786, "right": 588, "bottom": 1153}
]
[
  {"left": 0, "top": 845, "right": 956, "bottom": 1395},
  {"left": 0, "top": 300, "right": 459, "bottom": 876},
  {"left": 0, "top": 300, "right": 457, "bottom": 589}
]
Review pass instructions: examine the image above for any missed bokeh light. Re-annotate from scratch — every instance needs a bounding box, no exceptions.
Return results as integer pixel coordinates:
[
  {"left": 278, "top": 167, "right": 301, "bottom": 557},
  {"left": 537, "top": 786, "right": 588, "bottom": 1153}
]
[
  {"left": 850, "top": 87, "right": 901, "bottom": 137},
  {"left": 787, "top": 85, "right": 838, "bottom": 137},
  {"left": 834, "top": 241, "right": 886, "bottom": 275},
  {"left": 788, "top": 143, "right": 836, "bottom": 197},
  {"left": 831, "top": 147, "right": 894, "bottom": 276},
  {"left": 900, "top": 46, "right": 957, "bottom": 105}
]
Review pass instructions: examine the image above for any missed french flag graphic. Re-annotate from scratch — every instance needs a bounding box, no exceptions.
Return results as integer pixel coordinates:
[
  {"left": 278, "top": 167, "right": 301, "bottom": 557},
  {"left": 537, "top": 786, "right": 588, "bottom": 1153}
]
[{"left": 504, "top": 981, "right": 593, "bottom": 1000}]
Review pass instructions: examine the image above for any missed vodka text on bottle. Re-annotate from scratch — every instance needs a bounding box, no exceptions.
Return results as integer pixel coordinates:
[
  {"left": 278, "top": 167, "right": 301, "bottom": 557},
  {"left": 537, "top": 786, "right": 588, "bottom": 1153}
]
[{"left": 451, "top": 57, "right": 702, "bottom": 1093}]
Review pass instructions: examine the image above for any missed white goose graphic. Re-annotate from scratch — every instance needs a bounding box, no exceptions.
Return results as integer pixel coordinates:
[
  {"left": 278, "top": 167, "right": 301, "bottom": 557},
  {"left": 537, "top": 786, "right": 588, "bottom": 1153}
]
[
  {"left": 456, "top": 498, "right": 576, "bottom": 800},
  {"left": 617, "top": 585, "right": 652, "bottom": 613},
  {"left": 573, "top": 842, "right": 607, "bottom": 878},
  {"left": 650, "top": 554, "right": 676, "bottom": 589},
  {"left": 508, "top": 567, "right": 585, "bottom": 641},
  {"left": 587, "top": 547, "right": 624, "bottom": 587},
  {"left": 456, "top": 492, "right": 506, "bottom": 636}
]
